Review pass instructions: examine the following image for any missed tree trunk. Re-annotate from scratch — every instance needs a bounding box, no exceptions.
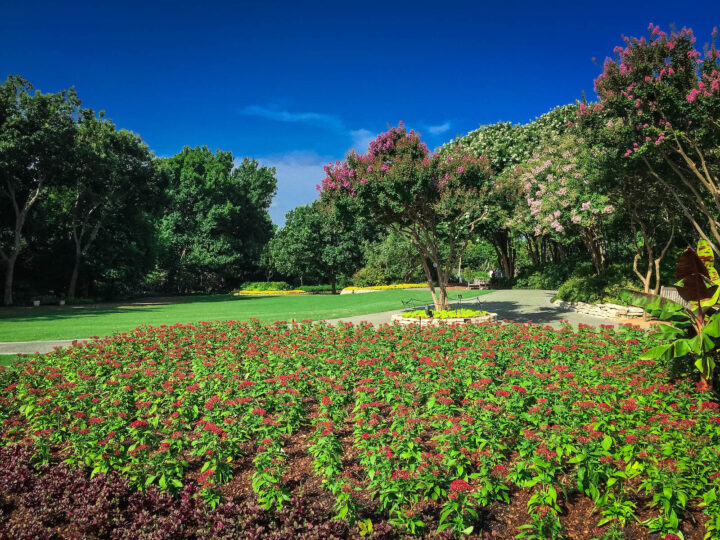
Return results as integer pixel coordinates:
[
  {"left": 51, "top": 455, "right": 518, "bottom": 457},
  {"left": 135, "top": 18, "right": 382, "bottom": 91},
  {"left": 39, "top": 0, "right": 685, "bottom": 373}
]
[
  {"left": 68, "top": 242, "right": 82, "bottom": 299},
  {"left": 490, "top": 230, "right": 515, "bottom": 279},
  {"left": 3, "top": 253, "right": 17, "bottom": 306},
  {"left": 526, "top": 236, "right": 540, "bottom": 267},
  {"left": 419, "top": 257, "right": 440, "bottom": 311},
  {"left": 582, "top": 228, "right": 605, "bottom": 275},
  {"left": 434, "top": 262, "right": 450, "bottom": 311},
  {"left": 68, "top": 259, "right": 80, "bottom": 300},
  {"left": 330, "top": 275, "right": 336, "bottom": 295}
]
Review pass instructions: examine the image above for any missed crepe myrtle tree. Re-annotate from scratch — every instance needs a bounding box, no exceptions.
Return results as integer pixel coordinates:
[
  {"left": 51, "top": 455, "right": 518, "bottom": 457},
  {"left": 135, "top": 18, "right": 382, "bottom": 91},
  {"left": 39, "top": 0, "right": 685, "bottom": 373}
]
[
  {"left": 591, "top": 23, "right": 720, "bottom": 253},
  {"left": 318, "top": 123, "right": 492, "bottom": 310},
  {"left": 510, "top": 133, "right": 615, "bottom": 275}
]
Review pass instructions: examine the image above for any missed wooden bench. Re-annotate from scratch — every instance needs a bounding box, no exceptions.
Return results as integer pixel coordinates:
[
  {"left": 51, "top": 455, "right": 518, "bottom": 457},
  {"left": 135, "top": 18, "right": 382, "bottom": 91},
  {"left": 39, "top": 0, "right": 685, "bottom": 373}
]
[{"left": 467, "top": 278, "right": 490, "bottom": 290}]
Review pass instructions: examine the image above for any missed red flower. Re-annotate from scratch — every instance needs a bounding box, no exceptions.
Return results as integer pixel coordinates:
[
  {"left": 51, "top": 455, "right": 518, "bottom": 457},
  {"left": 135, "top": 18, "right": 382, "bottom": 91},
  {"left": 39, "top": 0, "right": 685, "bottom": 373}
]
[
  {"left": 321, "top": 396, "right": 333, "bottom": 406},
  {"left": 449, "top": 479, "right": 473, "bottom": 492},
  {"left": 131, "top": 419, "right": 149, "bottom": 429}
]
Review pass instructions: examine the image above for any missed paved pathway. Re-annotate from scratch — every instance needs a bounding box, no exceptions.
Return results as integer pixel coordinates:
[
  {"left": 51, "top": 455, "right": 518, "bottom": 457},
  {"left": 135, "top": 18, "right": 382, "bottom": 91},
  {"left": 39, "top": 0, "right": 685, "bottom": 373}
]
[
  {"left": 0, "top": 339, "right": 91, "bottom": 355},
  {"left": 0, "top": 290, "right": 619, "bottom": 355},
  {"left": 325, "top": 289, "right": 618, "bottom": 328}
]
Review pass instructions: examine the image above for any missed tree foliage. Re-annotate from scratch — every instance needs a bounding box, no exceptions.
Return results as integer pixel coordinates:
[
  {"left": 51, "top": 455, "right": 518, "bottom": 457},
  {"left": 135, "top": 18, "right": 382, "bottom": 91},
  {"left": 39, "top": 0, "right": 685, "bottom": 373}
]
[{"left": 319, "top": 124, "right": 492, "bottom": 309}]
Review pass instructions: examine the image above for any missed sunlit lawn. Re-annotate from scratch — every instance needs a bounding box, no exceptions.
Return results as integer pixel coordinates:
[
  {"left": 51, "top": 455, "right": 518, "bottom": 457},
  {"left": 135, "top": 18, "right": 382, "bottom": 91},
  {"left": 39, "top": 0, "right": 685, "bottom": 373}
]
[{"left": 0, "top": 289, "right": 493, "bottom": 342}]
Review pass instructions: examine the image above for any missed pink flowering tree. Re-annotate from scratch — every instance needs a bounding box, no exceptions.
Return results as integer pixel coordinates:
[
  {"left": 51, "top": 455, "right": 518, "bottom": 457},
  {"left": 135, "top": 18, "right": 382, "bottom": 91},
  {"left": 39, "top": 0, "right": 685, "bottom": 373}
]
[
  {"left": 509, "top": 134, "right": 614, "bottom": 274},
  {"left": 318, "top": 124, "right": 492, "bottom": 310},
  {"left": 592, "top": 24, "right": 720, "bottom": 253}
]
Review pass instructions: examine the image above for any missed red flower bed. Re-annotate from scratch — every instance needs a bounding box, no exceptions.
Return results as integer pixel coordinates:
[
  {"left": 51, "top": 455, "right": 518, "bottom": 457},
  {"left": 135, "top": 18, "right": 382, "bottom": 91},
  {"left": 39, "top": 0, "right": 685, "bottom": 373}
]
[{"left": 0, "top": 320, "right": 717, "bottom": 538}]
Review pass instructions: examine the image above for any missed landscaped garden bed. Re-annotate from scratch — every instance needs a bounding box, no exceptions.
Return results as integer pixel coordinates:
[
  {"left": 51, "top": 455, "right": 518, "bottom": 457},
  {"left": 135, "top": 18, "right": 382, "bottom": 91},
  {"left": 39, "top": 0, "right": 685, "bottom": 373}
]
[
  {"left": 340, "top": 283, "right": 428, "bottom": 294},
  {"left": 0, "top": 320, "right": 718, "bottom": 538},
  {"left": 392, "top": 308, "right": 497, "bottom": 326}
]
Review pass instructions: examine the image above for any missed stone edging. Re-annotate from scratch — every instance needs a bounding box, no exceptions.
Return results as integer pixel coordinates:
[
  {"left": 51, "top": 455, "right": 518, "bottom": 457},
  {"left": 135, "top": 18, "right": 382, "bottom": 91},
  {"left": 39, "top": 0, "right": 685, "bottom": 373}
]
[
  {"left": 551, "top": 299, "right": 644, "bottom": 319},
  {"left": 391, "top": 312, "right": 497, "bottom": 326}
]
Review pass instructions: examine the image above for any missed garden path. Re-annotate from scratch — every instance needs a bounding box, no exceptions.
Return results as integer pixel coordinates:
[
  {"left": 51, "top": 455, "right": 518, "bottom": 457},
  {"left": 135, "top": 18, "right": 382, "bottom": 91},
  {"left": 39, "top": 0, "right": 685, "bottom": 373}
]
[
  {"left": 0, "top": 289, "right": 621, "bottom": 355},
  {"left": 325, "top": 289, "right": 620, "bottom": 328}
]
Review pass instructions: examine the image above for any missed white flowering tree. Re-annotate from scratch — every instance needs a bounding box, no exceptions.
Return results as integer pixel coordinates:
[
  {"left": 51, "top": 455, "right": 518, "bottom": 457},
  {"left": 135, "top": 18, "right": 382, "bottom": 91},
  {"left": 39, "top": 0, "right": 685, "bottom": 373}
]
[{"left": 511, "top": 133, "right": 614, "bottom": 274}]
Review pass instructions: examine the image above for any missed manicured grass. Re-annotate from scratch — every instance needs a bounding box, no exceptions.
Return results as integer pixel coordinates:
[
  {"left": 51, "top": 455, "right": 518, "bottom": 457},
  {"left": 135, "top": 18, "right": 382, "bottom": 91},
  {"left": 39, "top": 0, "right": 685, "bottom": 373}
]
[
  {"left": 0, "top": 354, "right": 18, "bottom": 366},
  {"left": 0, "top": 289, "right": 493, "bottom": 342}
]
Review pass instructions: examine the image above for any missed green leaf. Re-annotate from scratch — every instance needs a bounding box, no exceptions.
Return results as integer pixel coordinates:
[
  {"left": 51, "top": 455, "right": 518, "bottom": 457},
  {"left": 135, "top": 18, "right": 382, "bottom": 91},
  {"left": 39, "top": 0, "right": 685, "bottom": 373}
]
[
  {"left": 673, "top": 339, "right": 693, "bottom": 357},
  {"left": 601, "top": 436, "right": 612, "bottom": 451},
  {"left": 462, "top": 526, "right": 474, "bottom": 534},
  {"left": 656, "top": 323, "right": 684, "bottom": 338},
  {"left": 640, "top": 344, "right": 672, "bottom": 361}
]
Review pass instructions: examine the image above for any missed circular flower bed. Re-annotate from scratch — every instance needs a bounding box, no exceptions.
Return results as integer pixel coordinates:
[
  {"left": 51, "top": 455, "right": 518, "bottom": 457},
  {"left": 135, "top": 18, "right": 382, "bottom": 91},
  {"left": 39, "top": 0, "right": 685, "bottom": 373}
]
[{"left": 392, "top": 308, "right": 496, "bottom": 326}]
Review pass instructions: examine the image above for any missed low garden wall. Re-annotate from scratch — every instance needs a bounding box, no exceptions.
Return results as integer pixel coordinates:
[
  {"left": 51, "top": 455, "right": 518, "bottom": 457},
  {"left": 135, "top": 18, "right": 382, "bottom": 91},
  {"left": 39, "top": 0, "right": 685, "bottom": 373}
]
[
  {"left": 391, "top": 312, "right": 497, "bottom": 326},
  {"left": 551, "top": 299, "right": 644, "bottom": 319}
]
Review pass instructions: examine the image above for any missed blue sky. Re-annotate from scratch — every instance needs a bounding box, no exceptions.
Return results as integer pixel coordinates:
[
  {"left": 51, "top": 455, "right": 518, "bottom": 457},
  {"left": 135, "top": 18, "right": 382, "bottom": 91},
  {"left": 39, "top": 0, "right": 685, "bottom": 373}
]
[{"left": 2, "top": 0, "right": 719, "bottom": 224}]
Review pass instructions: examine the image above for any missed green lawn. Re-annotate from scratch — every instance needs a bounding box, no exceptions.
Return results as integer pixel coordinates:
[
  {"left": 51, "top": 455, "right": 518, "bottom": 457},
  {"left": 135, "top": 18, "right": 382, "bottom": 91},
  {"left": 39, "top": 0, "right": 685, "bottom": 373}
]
[
  {"left": 0, "top": 289, "right": 493, "bottom": 342},
  {"left": 0, "top": 354, "right": 18, "bottom": 366}
]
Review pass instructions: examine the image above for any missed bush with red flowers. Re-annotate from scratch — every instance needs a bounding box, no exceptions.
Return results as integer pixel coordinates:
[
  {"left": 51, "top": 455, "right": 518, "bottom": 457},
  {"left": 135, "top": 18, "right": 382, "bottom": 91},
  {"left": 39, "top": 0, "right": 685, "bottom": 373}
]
[{"left": 0, "top": 319, "right": 718, "bottom": 537}]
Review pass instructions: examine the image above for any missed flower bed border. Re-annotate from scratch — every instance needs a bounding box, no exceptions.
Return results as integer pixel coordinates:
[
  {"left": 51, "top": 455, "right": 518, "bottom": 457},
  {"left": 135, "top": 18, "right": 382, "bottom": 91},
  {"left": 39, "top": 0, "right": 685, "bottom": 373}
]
[{"left": 391, "top": 312, "right": 497, "bottom": 326}]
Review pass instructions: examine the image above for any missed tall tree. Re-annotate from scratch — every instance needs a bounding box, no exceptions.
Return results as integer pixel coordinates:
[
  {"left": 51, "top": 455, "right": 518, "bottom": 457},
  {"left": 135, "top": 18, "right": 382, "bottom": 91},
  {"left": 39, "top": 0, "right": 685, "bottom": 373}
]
[
  {"left": 269, "top": 200, "right": 361, "bottom": 293},
  {"left": 0, "top": 76, "right": 79, "bottom": 305},
  {"left": 320, "top": 124, "right": 492, "bottom": 310},
  {"left": 62, "top": 110, "right": 156, "bottom": 299},
  {"left": 158, "top": 147, "right": 276, "bottom": 292},
  {"left": 593, "top": 24, "right": 720, "bottom": 252}
]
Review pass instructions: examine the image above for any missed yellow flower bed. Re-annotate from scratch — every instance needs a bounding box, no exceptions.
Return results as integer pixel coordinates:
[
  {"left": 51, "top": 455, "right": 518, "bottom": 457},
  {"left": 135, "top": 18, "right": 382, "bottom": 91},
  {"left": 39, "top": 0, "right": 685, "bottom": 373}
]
[
  {"left": 342, "top": 283, "right": 427, "bottom": 292},
  {"left": 234, "top": 289, "right": 306, "bottom": 295}
]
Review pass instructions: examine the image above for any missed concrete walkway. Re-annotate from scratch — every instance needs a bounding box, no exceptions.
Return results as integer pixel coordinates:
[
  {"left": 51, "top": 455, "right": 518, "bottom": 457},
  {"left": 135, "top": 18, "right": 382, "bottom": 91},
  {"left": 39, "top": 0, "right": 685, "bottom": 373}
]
[
  {"left": 325, "top": 289, "right": 618, "bottom": 328},
  {"left": 0, "top": 339, "right": 91, "bottom": 355},
  {"left": 0, "top": 290, "right": 619, "bottom": 355}
]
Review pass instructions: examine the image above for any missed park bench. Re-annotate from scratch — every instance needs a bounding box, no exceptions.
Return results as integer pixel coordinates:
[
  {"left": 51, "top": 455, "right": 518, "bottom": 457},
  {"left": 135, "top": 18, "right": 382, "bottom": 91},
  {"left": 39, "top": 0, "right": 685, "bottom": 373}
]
[{"left": 467, "top": 278, "right": 490, "bottom": 290}]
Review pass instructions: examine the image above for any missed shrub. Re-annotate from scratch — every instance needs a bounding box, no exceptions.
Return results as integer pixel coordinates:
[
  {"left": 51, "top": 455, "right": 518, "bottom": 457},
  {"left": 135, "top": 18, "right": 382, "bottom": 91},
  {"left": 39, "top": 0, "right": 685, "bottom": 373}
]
[
  {"left": 296, "top": 285, "right": 334, "bottom": 293},
  {"left": 350, "top": 266, "right": 391, "bottom": 287},
  {"left": 239, "top": 281, "right": 292, "bottom": 291},
  {"left": 514, "top": 262, "right": 576, "bottom": 290},
  {"left": 555, "top": 264, "right": 637, "bottom": 304}
]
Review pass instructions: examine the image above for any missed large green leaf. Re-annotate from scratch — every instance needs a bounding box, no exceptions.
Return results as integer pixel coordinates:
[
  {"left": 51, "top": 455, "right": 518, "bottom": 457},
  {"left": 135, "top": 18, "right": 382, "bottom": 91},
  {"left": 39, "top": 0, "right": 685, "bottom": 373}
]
[
  {"left": 640, "top": 343, "right": 673, "bottom": 361},
  {"left": 702, "top": 313, "right": 720, "bottom": 338},
  {"left": 673, "top": 339, "right": 693, "bottom": 357}
]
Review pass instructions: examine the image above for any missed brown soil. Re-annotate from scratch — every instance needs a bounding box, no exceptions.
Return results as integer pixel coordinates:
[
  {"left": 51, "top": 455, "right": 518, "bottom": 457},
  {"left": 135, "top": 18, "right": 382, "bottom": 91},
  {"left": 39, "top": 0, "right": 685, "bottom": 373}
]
[{"left": 1, "top": 402, "right": 710, "bottom": 539}]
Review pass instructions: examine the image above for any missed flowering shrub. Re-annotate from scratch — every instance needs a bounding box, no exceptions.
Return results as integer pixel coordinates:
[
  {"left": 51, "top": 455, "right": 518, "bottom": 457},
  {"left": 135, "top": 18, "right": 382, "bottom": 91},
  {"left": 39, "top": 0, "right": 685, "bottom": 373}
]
[
  {"left": 342, "top": 283, "right": 427, "bottom": 291},
  {"left": 0, "top": 320, "right": 718, "bottom": 537},
  {"left": 591, "top": 24, "right": 720, "bottom": 253}
]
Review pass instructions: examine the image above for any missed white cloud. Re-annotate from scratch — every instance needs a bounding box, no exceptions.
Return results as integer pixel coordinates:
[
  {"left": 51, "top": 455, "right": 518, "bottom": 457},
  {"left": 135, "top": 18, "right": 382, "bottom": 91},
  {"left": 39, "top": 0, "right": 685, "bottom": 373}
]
[
  {"left": 426, "top": 121, "right": 451, "bottom": 135},
  {"left": 239, "top": 105, "right": 345, "bottom": 131},
  {"left": 251, "top": 151, "right": 330, "bottom": 225},
  {"left": 349, "top": 128, "right": 374, "bottom": 152}
]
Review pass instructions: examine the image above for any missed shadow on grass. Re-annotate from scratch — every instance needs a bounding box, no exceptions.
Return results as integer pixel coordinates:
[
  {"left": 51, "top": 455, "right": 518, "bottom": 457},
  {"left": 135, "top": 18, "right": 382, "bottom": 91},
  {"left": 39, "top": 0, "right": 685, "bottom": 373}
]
[{"left": 0, "top": 294, "right": 266, "bottom": 324}]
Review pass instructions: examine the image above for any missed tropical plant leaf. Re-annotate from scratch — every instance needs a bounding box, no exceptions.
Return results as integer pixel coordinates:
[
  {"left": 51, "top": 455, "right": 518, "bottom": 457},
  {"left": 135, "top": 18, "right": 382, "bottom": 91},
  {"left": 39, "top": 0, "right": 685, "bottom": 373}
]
[
  {"left": 697, "top": 239, "right": 719, "bottom": 283},
  {"left": 675, "top": 248, "right": 717, "bottom": 303},
  {"left": 676, "top": 248, "right": 709, "bottom": 281}
]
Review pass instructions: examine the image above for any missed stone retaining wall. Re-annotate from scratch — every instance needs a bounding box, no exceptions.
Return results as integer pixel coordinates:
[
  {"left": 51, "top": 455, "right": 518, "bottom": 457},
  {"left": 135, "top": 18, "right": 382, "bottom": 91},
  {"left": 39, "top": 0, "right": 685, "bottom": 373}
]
[
  {"left": 551, "top": 299, "right": 644, "bottom": 319},
  {"left": 391, "top": 312, "right": 497, "bottom": 326}
]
